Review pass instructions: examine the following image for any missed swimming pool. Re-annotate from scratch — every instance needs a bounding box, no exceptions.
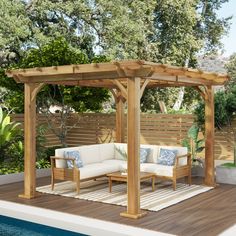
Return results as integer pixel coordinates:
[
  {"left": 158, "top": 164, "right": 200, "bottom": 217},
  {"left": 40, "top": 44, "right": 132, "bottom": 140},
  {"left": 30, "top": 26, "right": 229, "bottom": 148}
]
[
  {"left": 0, "top": 215, "right": 87, "bottom": 236},
  {"left": 0, "top": 200, "right": 169, "bottom": 236}
]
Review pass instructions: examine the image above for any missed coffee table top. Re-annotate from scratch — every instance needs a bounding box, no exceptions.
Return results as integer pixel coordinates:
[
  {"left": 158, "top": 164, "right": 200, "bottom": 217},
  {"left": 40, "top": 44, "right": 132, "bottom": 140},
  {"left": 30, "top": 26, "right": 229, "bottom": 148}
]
[{"left": 107, "top": 171, "right": 154, "bottom": 179}]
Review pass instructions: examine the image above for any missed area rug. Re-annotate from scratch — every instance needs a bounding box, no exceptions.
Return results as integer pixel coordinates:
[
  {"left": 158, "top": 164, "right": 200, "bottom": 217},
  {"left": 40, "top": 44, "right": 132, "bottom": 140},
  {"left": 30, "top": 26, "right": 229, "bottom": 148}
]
[{"left": 36, "top": 181, "right": 213, "bottom": 212}]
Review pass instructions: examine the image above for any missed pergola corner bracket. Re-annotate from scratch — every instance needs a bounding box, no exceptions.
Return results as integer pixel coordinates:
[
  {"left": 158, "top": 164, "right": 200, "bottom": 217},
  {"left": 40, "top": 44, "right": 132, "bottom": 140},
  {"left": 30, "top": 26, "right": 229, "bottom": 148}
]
[
  {"left": 140, "top": 78, "right": 150, "bottom": 99},
  {"left": 112, "top": 80, "right": 128, "bottom": 100},
  {"left": 31, "top": 83, "right": 45, "bottom": 102}
]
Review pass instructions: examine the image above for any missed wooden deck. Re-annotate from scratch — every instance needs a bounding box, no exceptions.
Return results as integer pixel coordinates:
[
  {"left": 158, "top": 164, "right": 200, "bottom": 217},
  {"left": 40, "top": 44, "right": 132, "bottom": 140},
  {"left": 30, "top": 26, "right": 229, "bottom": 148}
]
[{"left": 1, "top": 177, "right": 236, "bottom": 236}]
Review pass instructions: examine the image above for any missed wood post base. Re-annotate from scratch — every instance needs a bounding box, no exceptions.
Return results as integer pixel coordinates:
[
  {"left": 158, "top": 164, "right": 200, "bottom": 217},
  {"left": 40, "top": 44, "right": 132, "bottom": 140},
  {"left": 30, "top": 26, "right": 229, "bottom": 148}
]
[
  {"left": 203, "top": 181, "right": 217, "bottom": 188},
  {"left": 18, "top": 192, "right": 40, "bottom": 199},
  {"left": 120, "top": 211, "right": 147, "bottom": 219}
]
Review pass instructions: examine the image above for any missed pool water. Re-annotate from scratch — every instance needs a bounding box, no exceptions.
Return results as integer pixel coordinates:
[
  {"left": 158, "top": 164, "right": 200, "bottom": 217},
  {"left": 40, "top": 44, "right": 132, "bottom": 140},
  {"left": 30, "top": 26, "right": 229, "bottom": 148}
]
[{"left": 0, "top": 215, "right": 87, "bottom": 236}]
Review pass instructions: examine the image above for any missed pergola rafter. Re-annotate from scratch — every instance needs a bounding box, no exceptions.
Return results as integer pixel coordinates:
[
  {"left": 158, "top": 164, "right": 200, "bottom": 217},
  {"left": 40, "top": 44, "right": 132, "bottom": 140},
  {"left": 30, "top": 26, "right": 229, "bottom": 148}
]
[
  {"left": 9, "top": 60, "right": 228, "bottom": 87},
  {"left": 6, "top": 60, "right": 229, "bottom": 219}
]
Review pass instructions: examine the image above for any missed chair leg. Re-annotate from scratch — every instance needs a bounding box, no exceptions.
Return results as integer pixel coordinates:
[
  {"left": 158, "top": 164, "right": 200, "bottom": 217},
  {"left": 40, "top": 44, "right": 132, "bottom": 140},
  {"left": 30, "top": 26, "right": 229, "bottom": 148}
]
[
  {"left": 74, "top": 168, "right": 80, "bottom": 194},
  {"left": 76, "top": 178, "right": 80, "bottom": 194},
  {"left": 51, "top": 171, "right": 54, "bottom": 190},
  {"left": 188, "top": 174, "right": 192, "bottom": 186},
  {"left": 173, "top": 180, "right": 176, "bottom": 191}
]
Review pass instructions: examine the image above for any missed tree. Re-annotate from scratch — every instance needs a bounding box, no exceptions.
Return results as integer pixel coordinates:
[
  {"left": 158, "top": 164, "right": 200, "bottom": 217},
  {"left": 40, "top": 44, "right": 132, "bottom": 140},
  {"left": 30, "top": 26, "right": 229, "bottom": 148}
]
[
  {"left": 91, "top": 0, "right": 157, "bottom": 60},
  {"left": 3, "top": 38, "right": 110, "bottom": 147},
  {"left": 194, "top": 88, "right": 236, "bottom": 164},
  {"left": 0, "top": 0, "right": 31, "bottom": 66},
  {"left": 142, "top": 0, "right": 231, "bottom": 112},
  {"left": 1, "top": 38, "right": 110, "bottom": 113},
  {"left": 225, "top": 53, "right": 236, "bottom": 89},
  {"left": 0, "top": 0, "right": 232, "bottom": 114}
]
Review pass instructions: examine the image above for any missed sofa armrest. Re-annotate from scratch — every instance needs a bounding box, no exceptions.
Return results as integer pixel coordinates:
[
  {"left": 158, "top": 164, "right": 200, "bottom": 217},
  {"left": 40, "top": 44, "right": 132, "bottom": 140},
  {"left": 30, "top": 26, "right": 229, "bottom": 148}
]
[
  {"left": 175, "top": 153, "right": 191, "bottom": 167},
  {"left": 50, "top": 156, "right": 75, "bottom": 161},
  {"left": 50, "top": 156, "right": 76, "bottom": 169}
]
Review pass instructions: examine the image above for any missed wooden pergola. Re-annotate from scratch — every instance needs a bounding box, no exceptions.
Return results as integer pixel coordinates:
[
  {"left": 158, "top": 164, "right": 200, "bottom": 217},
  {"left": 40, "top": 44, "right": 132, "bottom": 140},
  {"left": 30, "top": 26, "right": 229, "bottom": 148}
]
[{"left": 7, "top": 60, "right": 229, "bottom": 219}]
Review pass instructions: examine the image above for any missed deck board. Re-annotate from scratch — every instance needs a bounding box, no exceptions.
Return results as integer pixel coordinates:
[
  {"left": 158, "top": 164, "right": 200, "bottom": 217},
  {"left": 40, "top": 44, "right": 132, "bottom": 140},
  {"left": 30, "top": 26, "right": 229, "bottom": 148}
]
[{"left": 1, "top": 177, "right": 236, "bottom": 236}]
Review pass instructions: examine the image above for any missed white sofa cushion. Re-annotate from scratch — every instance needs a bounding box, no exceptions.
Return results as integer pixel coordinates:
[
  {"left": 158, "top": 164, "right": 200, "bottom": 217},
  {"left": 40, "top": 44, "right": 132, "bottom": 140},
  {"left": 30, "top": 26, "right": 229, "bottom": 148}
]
[
  {"left": 55, "top": 147, "right": 81, "bottom": 168},
  {"left": 114, "top": 143, "right": 158, "bottom": 163},
  {"left": 140, "top": 144, "right": 158, "bottom": 163},
  {"left": 78, "top": 144, "right": 101, "bottom": 165},
  {"left": 79, "top": 163, "right": 119, "bottom": 180},
  {"left": 99, "top": 143, "right": 115, "bottom": 161},
  {"left": 114, "top": 143, "right": 127, "bottom": 160},
  {"left": 140, "top": 163, "right": 173, "bottom": 177},
  {"left": 102, "top": 159, "right": 126, "bottom": 172}
]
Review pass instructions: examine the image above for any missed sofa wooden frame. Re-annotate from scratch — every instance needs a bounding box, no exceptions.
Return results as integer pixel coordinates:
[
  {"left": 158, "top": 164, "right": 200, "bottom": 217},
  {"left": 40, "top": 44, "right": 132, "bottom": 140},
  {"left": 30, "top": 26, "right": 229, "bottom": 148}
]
[
  {"left": 50, "top": 153, "right": 192, "bottom": 193},
  {"left": 51, "top": 156, "right": 107, "bottom": 193},
  {"left": 156, "top": 153, "right": 192, "bottom": 190}
]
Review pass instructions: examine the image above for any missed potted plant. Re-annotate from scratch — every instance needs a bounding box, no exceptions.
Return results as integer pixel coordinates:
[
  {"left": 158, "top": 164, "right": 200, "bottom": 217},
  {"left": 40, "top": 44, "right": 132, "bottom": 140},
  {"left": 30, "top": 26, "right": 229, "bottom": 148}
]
[{"left": 182, "top": 124, "right": 205, "bottom": 176}]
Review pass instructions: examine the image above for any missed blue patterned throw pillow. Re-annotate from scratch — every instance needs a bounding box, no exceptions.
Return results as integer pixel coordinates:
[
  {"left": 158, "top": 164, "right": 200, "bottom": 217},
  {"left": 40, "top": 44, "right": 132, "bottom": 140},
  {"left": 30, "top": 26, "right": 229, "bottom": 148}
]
[
  {"left": 64, "top": 150, "right": 83, "bottom": 168},
  {"left": 157, "top": 148, "right": 177, "bottom": 166},
  {"left": 140, "top": 148, "right": 150, "bottom": 163}
]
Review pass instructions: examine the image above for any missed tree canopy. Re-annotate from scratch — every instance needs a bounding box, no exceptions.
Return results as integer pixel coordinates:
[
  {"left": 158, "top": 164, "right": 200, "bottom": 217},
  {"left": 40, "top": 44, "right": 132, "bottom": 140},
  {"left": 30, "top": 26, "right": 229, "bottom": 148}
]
[
  {"left": 0, "top": 0, "right": 233, "bottom": 113},
  {"left": 1, "top": 38, "right": 110, "bottom": 113}
]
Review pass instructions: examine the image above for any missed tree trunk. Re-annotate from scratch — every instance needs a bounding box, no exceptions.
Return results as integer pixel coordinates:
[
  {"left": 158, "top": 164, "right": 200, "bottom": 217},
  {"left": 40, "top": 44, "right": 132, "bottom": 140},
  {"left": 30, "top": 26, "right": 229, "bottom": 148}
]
[{"left": 173, "top": 87, "right": 185, "bottom": 111}]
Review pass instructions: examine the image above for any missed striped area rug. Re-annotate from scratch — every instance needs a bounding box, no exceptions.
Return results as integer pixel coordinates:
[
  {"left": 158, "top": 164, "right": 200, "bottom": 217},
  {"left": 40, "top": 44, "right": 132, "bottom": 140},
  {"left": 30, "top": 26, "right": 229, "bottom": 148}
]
[{"left": 36, "top": 181, "right": 213, "bottom": 212}]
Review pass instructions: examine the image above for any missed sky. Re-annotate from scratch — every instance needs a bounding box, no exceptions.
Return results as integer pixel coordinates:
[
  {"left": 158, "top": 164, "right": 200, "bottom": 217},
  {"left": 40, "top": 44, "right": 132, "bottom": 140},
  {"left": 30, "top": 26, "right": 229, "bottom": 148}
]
[{"left": 217, "top": 0, "right": 236, "bottom": 56}]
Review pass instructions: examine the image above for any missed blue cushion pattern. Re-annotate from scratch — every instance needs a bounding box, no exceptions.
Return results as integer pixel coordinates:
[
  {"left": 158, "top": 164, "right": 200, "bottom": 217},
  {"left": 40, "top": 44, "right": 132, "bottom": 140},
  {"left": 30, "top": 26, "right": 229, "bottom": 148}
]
[
  {"left": 157, "top": 148, "right": 177, "bottom": 166},
  {"left": 64, "top": 150, "right": 83, "bottom": 168},
  {"left": 140, "top": 148, "right": 150, "bottom": 163}
]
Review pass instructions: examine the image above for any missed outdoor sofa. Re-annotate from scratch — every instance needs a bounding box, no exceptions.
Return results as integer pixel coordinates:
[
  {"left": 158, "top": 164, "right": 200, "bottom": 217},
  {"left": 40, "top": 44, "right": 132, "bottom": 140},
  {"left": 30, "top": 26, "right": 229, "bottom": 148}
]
[{"left": 50, "top": 143, "right": 191, "bottom": 193}]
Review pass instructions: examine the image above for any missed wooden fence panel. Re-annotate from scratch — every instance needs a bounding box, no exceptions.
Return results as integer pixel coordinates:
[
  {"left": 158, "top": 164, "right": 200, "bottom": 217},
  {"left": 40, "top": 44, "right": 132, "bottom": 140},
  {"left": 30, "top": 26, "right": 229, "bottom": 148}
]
[{"left": 11, "top": 113, "right": 235, "bottom": 160}]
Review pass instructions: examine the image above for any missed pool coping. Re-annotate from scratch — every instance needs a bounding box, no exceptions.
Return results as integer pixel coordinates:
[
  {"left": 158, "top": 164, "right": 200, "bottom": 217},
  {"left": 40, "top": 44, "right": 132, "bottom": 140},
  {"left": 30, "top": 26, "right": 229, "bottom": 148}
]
[{"left": 0, "top": 200, "right": 173, "bottom": 236}]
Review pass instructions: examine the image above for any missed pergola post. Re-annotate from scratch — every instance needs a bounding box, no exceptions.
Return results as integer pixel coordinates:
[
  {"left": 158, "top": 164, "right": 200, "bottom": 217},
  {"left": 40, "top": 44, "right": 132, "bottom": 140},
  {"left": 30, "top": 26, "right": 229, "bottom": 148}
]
[
  {"left": 115, "top": 90, "right": 125, "bottom": 143},
  {"left": 204, "top": 86, "right": 215, "bottom": 186},
  {"left": 120, "top": 77, "right": 146, "bottom": 219},
  {"left": 19, "top": 83, "right": 42, "bottom": 199}
]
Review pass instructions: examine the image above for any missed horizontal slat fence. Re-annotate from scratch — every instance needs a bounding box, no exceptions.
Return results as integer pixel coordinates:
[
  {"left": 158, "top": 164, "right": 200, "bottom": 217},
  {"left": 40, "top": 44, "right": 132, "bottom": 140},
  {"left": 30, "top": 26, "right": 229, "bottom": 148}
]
[{"left": 11, "top": 113, "right": 235, "bottom": 160}]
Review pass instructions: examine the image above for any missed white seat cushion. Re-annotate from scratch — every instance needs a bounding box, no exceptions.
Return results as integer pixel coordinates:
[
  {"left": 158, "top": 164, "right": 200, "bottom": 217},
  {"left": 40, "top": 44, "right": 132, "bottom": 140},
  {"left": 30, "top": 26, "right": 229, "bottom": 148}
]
[
  {"left": 102, "top": 159, "right": 126, "bottom": 171},
  {"left": 141, "top": 163, "right": 173, "bottom": 177},
  {"left": 80, "top": 163, "right": 119, "bottom": 180}
]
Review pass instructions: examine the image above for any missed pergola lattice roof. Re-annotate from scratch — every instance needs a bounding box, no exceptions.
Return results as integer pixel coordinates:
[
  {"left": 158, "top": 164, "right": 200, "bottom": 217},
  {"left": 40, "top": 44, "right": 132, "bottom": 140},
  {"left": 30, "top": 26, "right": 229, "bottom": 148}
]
[
  {"left": 7, "top": 60, "right": 229, "bottom": 88},
  {"left": 6, "top": 60, "right": 230, "bottom": 219}
]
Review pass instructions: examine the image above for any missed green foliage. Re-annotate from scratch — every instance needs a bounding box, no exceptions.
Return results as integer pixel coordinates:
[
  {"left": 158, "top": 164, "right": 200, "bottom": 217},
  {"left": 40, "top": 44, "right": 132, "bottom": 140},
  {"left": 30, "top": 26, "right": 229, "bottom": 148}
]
[
  {"left": 182, "top": 124, "right": 205, "bottom": 162},
  {"left": 19, "top": 37, "right": 88, "bottom": 68},
  {"left": 142, "top": 0, "right": 231, "bottom": 112},
  {"left": 194, "top": 86, "right": 236, "bottom": 164},
  {"left": 221, "top": 163, "right": 236, "bottom": 168},
  {"left": 93, "top": 0, "right": 157, "bottom": 60},
  {"left": 225, "top": 53, "right": 236, "bottom": 89},
  {"left": 0, "top": 0, "right": 230, "bottom": 66},
  {"left": 0, "top": 107, "right": 23, "bottom": 163},
  {"left": 154, "top": 0, "right": 199, "bottom": 65},
  {"left": 194, "top": 89, "right": 236, "bottom": 129},
  {"left": 1, "top": 38, "right": 110, "bottom": 113},
  {"left": 0, "top": 162, "right": 23, "bottom": 175},
  {"left": 36, "top": 158, "right": 50, "bottom": 169},
  {"left": 0, "top": 0, "right": 31, "bottom": 66}
]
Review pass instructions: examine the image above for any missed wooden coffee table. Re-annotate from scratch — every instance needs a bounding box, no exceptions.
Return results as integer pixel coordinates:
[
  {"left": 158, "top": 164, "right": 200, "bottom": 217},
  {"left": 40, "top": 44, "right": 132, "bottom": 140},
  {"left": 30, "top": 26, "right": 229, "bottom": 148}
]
[{"left": 106, "top": 172, "right": 156, "bottom": 193}]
